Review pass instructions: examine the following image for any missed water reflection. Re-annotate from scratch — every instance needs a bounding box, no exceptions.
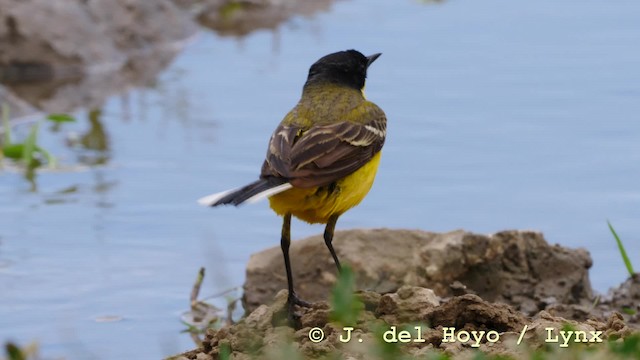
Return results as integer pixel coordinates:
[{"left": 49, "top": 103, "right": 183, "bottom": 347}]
[
  {"left": 23, "top": 166, "right": 36, "bottom": 192},
  {"left": 0, "top": 0, "right": 341, "bottom": 195},
  {"left": 43, "top": 185, "right": 79, "bottom": 205},
  {"left": 1, "top": 47, "right": 184, "bottom": 116},
  {"left": 77, "top": 109, "right": 110, "bottom": 166},
  {"left": 93, "top": 171, "right": 117, "bottom": 209}
]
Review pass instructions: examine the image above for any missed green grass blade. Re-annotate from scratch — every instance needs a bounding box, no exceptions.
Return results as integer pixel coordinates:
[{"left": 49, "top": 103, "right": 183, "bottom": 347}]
[
  {"left": 607, "top": 220, "right": 635, "bottom": 276},
  {"left": 329, "top": 266, "right": 363, "bottom": 326},
  {"left": 2, "top": 103, "right": 10, "bottom": 145},
  {"left": 22, "top": 121, "right": 39, "bottom": 167}
]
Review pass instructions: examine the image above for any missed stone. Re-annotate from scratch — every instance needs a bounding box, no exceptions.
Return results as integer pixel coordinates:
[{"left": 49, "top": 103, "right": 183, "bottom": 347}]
[
  {"left": 0, "top": 0, "right": 196, "bottom": 114},
  {"left": 243, "top": 229, "right": 594, "bottom": 316}
]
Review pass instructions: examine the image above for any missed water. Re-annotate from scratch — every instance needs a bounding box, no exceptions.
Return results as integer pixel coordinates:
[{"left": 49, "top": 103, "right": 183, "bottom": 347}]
[{"left": 1, "top": 0, "right": 639, "bottom": 358}]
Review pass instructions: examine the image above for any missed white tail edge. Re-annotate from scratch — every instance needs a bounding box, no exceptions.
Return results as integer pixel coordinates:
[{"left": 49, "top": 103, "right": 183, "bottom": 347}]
[
  {"left": 245, "top": 183, "right": 293, "bottom": 204},
  {"left": 197, "top": 187, "right": 241, "bottom": 206},
  {"left": 197, "top": 183, "right": 293, "bottom": 206}
]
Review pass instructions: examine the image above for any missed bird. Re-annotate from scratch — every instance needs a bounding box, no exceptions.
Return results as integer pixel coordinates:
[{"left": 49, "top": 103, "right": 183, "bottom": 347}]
[{"left": 198, "top": 49, "right": 386, "bottom": 320}]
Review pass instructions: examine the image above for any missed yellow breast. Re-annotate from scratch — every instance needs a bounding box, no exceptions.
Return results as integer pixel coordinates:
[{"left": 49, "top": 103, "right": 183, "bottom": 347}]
[{"left": 268, "top": 152, "right": 382, "bottom": 224}]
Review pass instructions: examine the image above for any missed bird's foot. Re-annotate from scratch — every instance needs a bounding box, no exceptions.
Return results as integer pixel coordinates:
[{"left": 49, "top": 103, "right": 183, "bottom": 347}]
[
  {"left": 286, "top": 292, "right": 312, "bottom": 327},
  {"left": 289, "top": 292, "right": 312, "bottom": 308}
]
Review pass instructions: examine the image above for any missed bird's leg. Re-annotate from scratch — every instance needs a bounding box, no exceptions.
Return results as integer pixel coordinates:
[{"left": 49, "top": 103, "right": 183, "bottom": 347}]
[
  {"left": 324, "top": 214, "right": 342, "bottom": 273},
  {"left": 281, "top": 213, "right": 311, "bottom": 316}
]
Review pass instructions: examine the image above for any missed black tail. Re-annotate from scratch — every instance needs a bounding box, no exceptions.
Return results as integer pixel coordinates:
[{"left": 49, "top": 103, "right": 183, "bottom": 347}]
[{"left": 212, "top": 177, "right": 288, "bottom": 206}]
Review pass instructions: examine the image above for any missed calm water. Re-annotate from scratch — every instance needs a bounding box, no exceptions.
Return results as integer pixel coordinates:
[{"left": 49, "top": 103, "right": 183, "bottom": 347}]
[{"left": 1, "top": 0, "right": 639, "bottom": 358}]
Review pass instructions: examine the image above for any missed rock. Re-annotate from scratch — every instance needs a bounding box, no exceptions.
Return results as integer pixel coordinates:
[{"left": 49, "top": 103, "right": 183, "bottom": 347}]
[
  {"left": 597, "top": 273, "right": 640, "bottom": 327},
  {"left": 426, "top": 294, "right": 527, "bottom": 333},
  {"left": 195, "top": 354, "right": 213, "bottom": 360},
  {"left": 0, "top": 0, "right": 197, "bottom": 114},
  {"left": 377, "top": 286, "right": 440, "bottom": 323},
  {"left": 545, "top": 303, "right": 594, "bottom": 322},
  {"left": 0, "top": 0, "right": 195, "bottom": 80},
  {"left": 0, "top": 0, "right": 337, "bottom": 115},
  {"left": 243, "top": 229, "right": 594, "bottom": 316}
]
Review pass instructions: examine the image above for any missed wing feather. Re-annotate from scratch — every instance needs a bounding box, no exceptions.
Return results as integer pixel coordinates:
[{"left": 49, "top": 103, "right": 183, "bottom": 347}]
[{"left": 261, "top": 102, "right": 386, "bottom": 188}]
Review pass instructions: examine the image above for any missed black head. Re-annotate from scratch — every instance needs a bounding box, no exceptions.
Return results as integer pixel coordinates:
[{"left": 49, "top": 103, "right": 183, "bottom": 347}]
[{"left": 305, "top": 50, "right": 381, "bottom": 90}]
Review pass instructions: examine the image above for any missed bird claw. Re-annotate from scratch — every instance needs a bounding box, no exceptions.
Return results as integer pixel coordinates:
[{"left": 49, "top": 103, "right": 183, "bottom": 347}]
[
  {"left": 286, "top": 292, "right": 312, "bottom": 327},
  {"left": 289, "top": 292, "right": 312, "bottom": 308}
]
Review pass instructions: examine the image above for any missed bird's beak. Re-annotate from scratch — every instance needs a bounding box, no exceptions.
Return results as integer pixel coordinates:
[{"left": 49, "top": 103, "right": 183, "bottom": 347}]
[{"left": 366, "top": 53, "right": 382, "bottom": 68}]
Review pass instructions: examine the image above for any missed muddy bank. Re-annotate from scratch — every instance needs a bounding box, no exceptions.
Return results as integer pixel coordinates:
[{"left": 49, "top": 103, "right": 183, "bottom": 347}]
[
  {"left": 175, "top": 288, "right": 637, "bottom": 359},
  {"left": 175, "top": 229, "right": 639, "bottom": 359},
  {"left": 0, "top": 0, "right": 335, "bottom": 115}
]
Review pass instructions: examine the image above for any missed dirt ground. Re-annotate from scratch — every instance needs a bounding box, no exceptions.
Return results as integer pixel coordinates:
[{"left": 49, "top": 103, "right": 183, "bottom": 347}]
[{"left": 173, "top": 229, "right": 639, "bottom": 359}]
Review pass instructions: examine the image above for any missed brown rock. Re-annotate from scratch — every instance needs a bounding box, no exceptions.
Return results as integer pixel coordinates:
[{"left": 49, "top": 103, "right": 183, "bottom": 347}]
[
  {"left": 0, "top": 0, "right": 195, "bottom": 78},
  {"left": 598, "top": 273, "right": 640, "bottom": 327},
  {"left": 427, "top": 294, "right": 527, "bottom": 333},
  {"left": 377, "top": 286, "right": 440, "bottom": 323},
  {"left": 0, "top": 0, "right": 195, "bottom": 114},
  {"left": 243, "top": 229, "right": 593, "bottom": 316}
]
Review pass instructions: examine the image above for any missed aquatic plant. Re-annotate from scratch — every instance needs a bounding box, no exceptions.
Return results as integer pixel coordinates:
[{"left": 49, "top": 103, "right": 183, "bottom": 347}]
[{"left": 0, "top": 104, "right": 75, "bottom": 176}]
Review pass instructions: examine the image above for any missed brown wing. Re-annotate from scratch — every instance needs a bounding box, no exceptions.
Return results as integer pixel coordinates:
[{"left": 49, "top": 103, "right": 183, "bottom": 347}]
[{"left": 261, "top": 103, "right": 386, "bottom": 188}]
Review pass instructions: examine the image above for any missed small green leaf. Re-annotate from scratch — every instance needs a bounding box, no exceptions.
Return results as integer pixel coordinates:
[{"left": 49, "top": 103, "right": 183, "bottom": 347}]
[
  {"left": 219, "top": 342, "right": 231, "bottom": 360},
  {"left": 46, "top": 113, "right": 75, "bottom": 123},
  {"left": 3, "top": 143, "right": 24, "bottom": 159}
]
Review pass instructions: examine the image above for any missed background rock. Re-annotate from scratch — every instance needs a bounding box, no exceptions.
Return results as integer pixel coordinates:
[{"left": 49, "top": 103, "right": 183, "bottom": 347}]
[
  {"left": 0, "top": 0, "right": 196, "bottom": 114},
  {"left": 0, "top": 0, "right": 195, "bottom": 80},
  {"left": 0, "top": 0, "right": 335, "bottom": 115},
  {"left": 597, "top": 273, "right": 640, "bottom": 326},
  {"left": 243, "top": 229, "right": 594, "bottom": 316}
]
